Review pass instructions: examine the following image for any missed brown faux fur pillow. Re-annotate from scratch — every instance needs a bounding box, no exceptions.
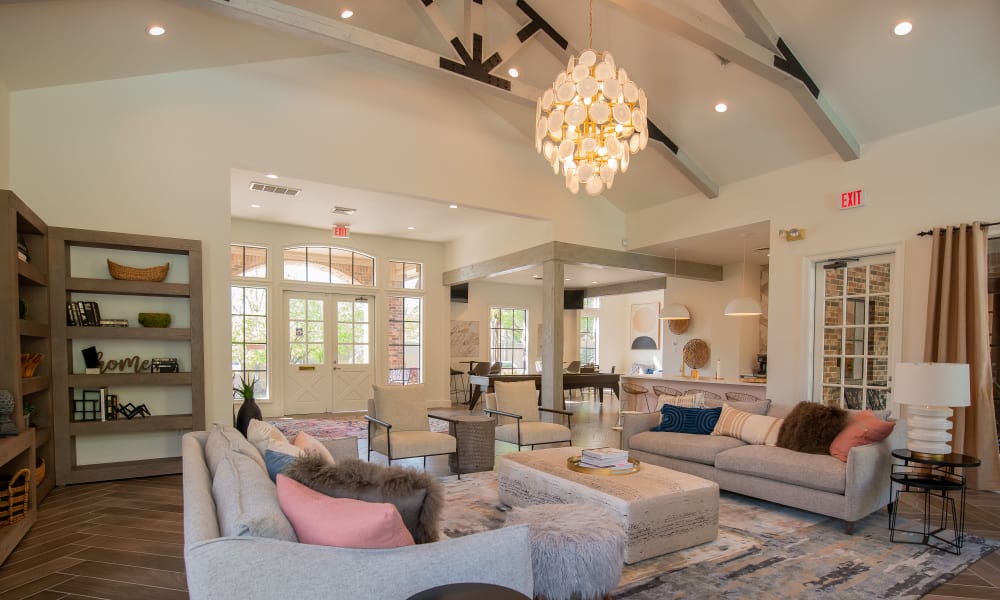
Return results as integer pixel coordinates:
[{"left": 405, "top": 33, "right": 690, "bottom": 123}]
[
  {"left": 282, "top": 454, "right": 444, "bottom": 544},
  {"left": 776, "top": 402, "right": 848, "bottom": 455}
]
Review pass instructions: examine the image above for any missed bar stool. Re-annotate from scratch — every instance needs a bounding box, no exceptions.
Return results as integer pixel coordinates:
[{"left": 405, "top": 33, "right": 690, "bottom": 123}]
[
  {"left": 450, "top": 368, "right": 467, "bottom": 403},
  {"left": 620, "top": 382, "right": 652, "bottom": 412},
  {"left": 725, "top": 391, "right": 763, "bottom": 403},
  {"left": 684, "top": 389, "right": 722, "bottom": 400},
  {"left": 652, "top": 385, "right": 682, "bottom": 398}
]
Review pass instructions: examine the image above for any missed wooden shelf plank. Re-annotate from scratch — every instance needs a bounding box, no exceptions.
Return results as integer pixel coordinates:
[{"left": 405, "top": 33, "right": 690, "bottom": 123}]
[
  {"left": 69, "top": 414, "right": 193, "bottom": 435},
  {"left": 66, "top": 456, "right": 181, "bottom": 484},
  {"left": 66, "top": 326, "right": 192, "bottom": 340},
  {"left": 33, "top": 426, "right": 51, "bottom": 447},
  {"left": 0, "top": 430, "right": 33, "bottom": 466},
  {"left": 0, "top": 510, "right": 37, "bottom": 565},
  {"left": 65, "top": 278, "right": 190, "bottom": 297},
  {"left": 18, "top": 320, "right": 49, "bottom": 338},
  {"left": 21, "top": 376, "right": 50, "bottom": 395},
  {"left": 17, "top": 261, "right": 47, "bottom": 286},
  {"left": 68, "top": 372, "right": 192, "bottom": 387}
]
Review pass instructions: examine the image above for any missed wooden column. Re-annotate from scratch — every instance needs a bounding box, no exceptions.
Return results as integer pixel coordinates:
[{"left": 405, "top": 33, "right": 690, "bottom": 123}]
[{"left": 541, "top": 260, "right": 564, "bottom": 412}]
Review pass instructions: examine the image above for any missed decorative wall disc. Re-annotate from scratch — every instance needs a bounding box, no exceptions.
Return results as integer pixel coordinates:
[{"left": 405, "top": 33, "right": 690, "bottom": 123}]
[
  {"left": 668, "top": 318, "right": 690, "bottom": 335},
  {"left": 683, "top": 338, "right": 710, "bottom": 369}
]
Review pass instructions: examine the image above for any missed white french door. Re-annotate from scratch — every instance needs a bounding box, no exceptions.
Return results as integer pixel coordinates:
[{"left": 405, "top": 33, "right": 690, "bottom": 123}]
[
  {"left": 283, "top": 291, "right": 372, "bottom": 414},
  {"left": 812, "top": 253, "right": 900, "bottom": 410}
]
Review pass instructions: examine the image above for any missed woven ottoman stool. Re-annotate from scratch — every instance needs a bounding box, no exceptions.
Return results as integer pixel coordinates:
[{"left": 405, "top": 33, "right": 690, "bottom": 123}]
[{"left": 505, "top": 503, "right": 625, "bottom": 600}]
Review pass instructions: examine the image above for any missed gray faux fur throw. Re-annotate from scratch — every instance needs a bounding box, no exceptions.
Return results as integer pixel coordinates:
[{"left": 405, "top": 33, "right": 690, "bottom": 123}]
[{"left": 283, "top": 454, "right": 444, "bottom": 544}]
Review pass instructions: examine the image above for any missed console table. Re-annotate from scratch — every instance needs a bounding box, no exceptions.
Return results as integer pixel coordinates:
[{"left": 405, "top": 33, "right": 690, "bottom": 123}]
[{"left": 888, "top": 449, "right": 980, "bottom": 555}]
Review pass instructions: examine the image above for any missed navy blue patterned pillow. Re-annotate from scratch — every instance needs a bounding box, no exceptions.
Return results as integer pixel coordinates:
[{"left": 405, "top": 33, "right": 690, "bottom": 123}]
[
  {"left": 264, "top": 449, "right": 298, "bottom": 483},
  {"left": 651, "top": 405, "right": 722, "bottom": 434}
]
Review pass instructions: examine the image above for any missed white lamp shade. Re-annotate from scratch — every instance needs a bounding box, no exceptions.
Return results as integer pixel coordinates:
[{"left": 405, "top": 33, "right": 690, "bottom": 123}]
[
  {"left": 893, "top": 362, "right": 971, "bottom": 408},
  {"left": 659, "top": 303, "right": 690, "bottom": 320},
  {"left": 723, "top": 296, "right": 762, "bottom": 317}
]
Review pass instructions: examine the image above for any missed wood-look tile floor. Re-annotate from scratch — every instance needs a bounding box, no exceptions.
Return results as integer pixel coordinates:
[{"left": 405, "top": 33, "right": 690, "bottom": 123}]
[{"left": 1, "top": 391, "right": 996, "bottom": 599}]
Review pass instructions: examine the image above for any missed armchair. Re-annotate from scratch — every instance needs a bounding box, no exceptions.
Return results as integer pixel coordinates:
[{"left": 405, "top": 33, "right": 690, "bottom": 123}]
[
  {"left": 484, "top": 380, "right": 573, "bottom": 451},
  {"left": 366, "top": 384, "right": 460, "bottom": 477}
]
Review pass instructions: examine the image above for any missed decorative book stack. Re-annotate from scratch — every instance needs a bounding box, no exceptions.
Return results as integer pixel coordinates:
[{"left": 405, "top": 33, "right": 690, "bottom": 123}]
[{"left": 580, "top": 447, "right": 631, "bottom": 471}]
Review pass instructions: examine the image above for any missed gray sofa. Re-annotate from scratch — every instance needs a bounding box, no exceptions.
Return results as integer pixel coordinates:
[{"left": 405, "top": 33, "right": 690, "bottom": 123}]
[
  {"left": 182, "top": 429, "right": 534, "bottom": 600},
  {"left": 622, "top": 403, "right": 906, "bottom": 533}
]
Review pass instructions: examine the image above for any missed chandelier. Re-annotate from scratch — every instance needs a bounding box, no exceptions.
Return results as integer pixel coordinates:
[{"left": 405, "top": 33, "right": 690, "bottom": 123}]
[{"left": 534, "top": 1, "right": 648, "bottom": 196}]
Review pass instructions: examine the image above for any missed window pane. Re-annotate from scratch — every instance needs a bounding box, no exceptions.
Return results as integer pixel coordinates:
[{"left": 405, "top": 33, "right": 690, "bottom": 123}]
[
  {"left": 824, "top": 299, "right": 842, "bottom": 326},
  {"left": 584, "top": 297, "right": 600, "bottom": 309},
  {"left": 354, "top": 301, "right": 369, "bottom": 322},
  {"left": 869, "top": 295, "right": 889, "bottom": 325},
  {"left": 846, "top": 266, "right": 866, "bottom": 295},
  {"left": 354, "top": 253, "right": 375, "bottom": 286},
  {"left": 825, "top": 268, "right": 844, "bottom": 297},
  {"left": 869, "top": 264, "right": 891, "bottom": 294},
  {"left": 822, "top": 357, "right": 840, "bottom": 384},
  {"left": 823, "top": 328, "right": 842, "bottom": 355},
  {"left": 231, "top": 287, "right": 244, "bottom": 315},
  {"left": 289, "top": 321, "right": 305, "bottom": 342},
  {"left": 389, "top": 262, "right": 404, "bottom": 288},
  {"left": 404, "top": 263, "right": 421, "bottom": 289},
  {"left": 338, "top": 301, "right": 354, "bottom": 322},
  {"left": 307, "top": 248, "right": 331, "bottom": 282},
  {"left": 867, "top": 357, "right": 888, "bottom": 386},
  {"left": 404, "top": 297, "right": 420, "bottom": 320},
  {"left": 868, "top": 327, "right": 889, "bottom": 357},
  {"left": 338, "top": 344, "right": 353, "bottom": 364},
  {"left": 306, "top": 321, "right": 324, "bottom": 343},
  {"left": 306, "top": 344, "right": 324, "bottom": 365},
  {"left": 844, "top": 387, "right": 863, "bottom": 410},
  {"left": 288, "top": 299, "right": 306, "bottom": 320},
  {"left": 231, "top": 245, "right": 245, "bottom": 277},
  {"left": 244, "top": 246, "right": 267, "bottom": 278},
  {"left": 354, "top": 345, "right": 369, "bottom": 365},
  {"left": 245, "top": 316, "right": 267, "bottom": 343},
  {"left": 232, "top": 316, "right": 245, "bottom": 343},
  {"left": 355, "top": 324, "right": 369, "bottom": 344},
  {"left": 338, "top": 323, "right": 354, "bottom": 344},
  {"left": 844, "top": 327, "right": 864, "bottom": 355},
  {"left": 844, "top": 357, "right": 864, "bottom": 386},
  {"left": 822, "top": 386, "right": 841, "bottom": 406},
  {"left": 330, "top": 249, "right": 353, "bottom": 284},
  {"left": 245, "top": 347, "right": 267, "bottom": 370},
  {"left": 307, "top": 300, "right": 324, "bottom": 320},
  {"left": 283, "top": 248, "right": 307, "bottom": 281},
  {"left": 845, "top": 298, "right": 865, "bottom": 325},
  {"left": 866, "top": 389, "right": 888, "bottom": 411},
  {"left": 404, "top": 346, "right": 420, "bottom": 367},
  {"left": 245, "top": 287, "right": 266, "bottom": 315},
  {"left": 404, "top": 322, "right": 419, "bottom": 344},
  {"left": 289, "top": 344, "right": 306, "bottom": 364}
]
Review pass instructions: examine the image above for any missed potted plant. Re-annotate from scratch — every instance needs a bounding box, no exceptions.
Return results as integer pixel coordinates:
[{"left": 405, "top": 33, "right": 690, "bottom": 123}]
[
  {"left": 23, "top": 400, "right": 36, "bottom": 427},
  {"left": 232, "top": 374, "right": 262, "bottom": 437}
]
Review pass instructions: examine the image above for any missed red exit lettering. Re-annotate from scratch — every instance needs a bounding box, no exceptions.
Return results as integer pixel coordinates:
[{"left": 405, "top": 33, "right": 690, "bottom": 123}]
[{"left": 840, "top": 189, "right": 864, "bottom": 209}]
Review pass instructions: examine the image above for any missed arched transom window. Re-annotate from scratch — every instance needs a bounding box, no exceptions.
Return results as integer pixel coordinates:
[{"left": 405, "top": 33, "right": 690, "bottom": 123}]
[{"left": 283, "top": 246, "right": 375, "bottom": 286}]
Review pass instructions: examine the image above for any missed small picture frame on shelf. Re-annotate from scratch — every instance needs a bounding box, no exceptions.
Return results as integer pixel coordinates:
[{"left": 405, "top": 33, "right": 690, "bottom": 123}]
[{"left": 73, "top": 390, "right": 102, "bottom": 422}]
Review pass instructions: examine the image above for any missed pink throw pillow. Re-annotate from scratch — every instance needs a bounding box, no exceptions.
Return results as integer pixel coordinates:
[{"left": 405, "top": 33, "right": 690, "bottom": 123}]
[
  {"left": 276, "top": 475, "right": 414, "bottom": 548},
  {"left": 293, "top": 431, "right": 337, "bottom": 465},
  {"left": 829, "top": 410, "right": 896, "bottom": 462}
]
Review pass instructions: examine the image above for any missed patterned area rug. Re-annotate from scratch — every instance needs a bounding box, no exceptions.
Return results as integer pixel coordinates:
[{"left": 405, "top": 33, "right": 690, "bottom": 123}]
[
  {"left": 438, "top": 471, "right": 998, "bottom": 599},
  {"left": 271, "top": 416, "right": 449, "bottom": 440}
]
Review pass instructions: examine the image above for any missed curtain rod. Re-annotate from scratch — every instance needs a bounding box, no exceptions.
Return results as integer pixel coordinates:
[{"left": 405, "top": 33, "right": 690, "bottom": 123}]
[{"left": 916, "top": 221, "right": 999, "bottom": 237}]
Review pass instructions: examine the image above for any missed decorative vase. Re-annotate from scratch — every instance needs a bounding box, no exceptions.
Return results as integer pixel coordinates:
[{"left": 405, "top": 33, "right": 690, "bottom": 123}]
[{"left": 235, "top": 396, "right": 262, "bottom": 437}]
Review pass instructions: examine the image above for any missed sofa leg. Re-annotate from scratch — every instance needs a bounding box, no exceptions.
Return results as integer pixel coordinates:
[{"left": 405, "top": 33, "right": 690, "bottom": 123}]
[{"left": 844, "top": 521, "right": 854, "bottom": 535}]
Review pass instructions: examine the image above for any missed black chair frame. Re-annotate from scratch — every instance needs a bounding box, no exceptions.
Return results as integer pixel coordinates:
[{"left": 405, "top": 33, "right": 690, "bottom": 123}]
[
  {"left": 365, "top": 415, "right": 461, "bottom": 479},
  {"left": 483, "top": 407, "right": 573, "bottom": 451}
]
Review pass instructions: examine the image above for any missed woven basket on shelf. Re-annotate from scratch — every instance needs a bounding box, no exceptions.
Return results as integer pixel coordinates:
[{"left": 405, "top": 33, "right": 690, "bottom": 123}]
[
  {"left": 107, "top": 259, "right": 170, "bottom": 282},
  {"left": 0, "top": 468, "right": 30, "bottom": 525},
  {"left": 34, "top": 458, "right": 45, "bottom": 485}
]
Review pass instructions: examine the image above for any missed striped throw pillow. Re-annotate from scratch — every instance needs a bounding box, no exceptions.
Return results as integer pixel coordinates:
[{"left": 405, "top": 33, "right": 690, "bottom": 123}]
[{"left": 711, "top": 403, "right": 784, "bottom": 446}]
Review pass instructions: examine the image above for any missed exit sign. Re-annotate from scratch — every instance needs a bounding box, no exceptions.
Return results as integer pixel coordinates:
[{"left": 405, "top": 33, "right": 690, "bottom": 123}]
[
  {"left": 332, "top": 225, "right": 350, "bottom": 238},
  {"left": 840, "top": 189, "right": 864, "bottom": 210}
]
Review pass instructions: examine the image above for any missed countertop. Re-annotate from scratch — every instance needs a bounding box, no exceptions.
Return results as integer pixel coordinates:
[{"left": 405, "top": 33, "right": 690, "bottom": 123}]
[{"left": 621, "top": 373, "right": 767, "bottom": 387}]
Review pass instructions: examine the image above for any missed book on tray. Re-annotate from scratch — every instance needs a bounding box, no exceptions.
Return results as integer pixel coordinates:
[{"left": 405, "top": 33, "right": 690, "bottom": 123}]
[{"left": 581, "top": 447, "right": 629, "bottom": 467}]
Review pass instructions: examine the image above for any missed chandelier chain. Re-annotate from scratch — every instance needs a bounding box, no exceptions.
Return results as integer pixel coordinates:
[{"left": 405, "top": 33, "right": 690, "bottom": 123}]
[{"left": 589, "top": 0, "right": 593, "bottom": 49}]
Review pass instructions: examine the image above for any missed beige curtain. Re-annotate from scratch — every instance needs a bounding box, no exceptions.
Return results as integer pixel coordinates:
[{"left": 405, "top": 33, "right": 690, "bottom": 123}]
[{"left": 924, "top": 222, "right": 1000, "bottom": 490}]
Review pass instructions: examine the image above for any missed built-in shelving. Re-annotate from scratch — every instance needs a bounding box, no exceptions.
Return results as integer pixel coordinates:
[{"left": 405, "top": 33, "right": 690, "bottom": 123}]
[
  {"left": 49, "top": 227, "right": 204, "bottom": 485},
  {"left": 1, "top": 190, "right": 50, "bottom": 565}
]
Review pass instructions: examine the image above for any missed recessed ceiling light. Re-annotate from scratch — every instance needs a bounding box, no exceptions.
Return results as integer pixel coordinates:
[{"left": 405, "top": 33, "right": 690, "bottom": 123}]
[
  {"left": 714, "top": 102, "right": 728, "bottom": 113},
  {"left": 407, "top": 226, "right": 415, "bottom": 230},
  {"left": 147, "top": 25, "right": 166, "bottom": 36},
  {"left": 893, "top": 21, "right": 913, "bottom": 36},
  {"left": 591, "top": 280, "right": 599, "bottom": 284},
  {"left": 508, "top": 67, "right": 519, "bottom": 78},
  {"left": 449, "top": 204, "right": 458, "bottom": 209},
  {"left": 250, "top": 204, "right": 261, "bottom": 209},
  {"left": 532, "top": 275, "right": 542, "bottom": 280},
  {"left": 341, "top": 9, "right": 354, "bottom": 19},
  {"left": 265, "top": 173, "right": 278, "bottom": 179},
  {"left": 565, "top": 278, "right": 571, "bottom": 281}
]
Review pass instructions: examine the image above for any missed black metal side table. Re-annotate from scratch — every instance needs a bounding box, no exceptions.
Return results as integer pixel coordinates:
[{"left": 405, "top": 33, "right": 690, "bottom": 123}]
[{"left": 889, "top": 449, "right": 980, "bottom": 555}]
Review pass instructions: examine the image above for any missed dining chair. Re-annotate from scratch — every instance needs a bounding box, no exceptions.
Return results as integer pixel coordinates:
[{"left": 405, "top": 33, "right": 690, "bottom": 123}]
[
  {"left": 484, "top": 380, "right": 573, "bottom": 451},
  {"left": 366, "top": 384, "right": 459, "bottom": 476},
  {"left": 489, "top": 361, "right": 503, "bottom": 375},
  {"left": 725, "top": 391, "right": 763, "bottom": 403},
  {"left": 684, "top": 389, "right": 723, "bottom": 401}
]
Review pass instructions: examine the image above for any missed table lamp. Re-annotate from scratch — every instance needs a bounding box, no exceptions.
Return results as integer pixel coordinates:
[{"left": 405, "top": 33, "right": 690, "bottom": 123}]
[{"left": 893, "top": 362, "right": 970, "bottom": 457}]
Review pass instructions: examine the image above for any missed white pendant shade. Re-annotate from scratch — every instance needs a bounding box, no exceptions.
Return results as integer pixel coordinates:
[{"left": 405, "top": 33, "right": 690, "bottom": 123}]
[
  {"left": 723, "top": 296, "right": 762, "bottom": 317},
  {"left": 659, "top": 303, "right": 690, "bottom": 320}
]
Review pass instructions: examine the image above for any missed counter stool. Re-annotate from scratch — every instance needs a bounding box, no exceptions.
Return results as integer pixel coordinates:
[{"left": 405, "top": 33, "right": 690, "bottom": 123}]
[
  {"left": 504, "top": 503, "right": 625, "bottom": 600},
  {"left": 450, "top": 368, "right": 467, "bottom": 403},
  {"left": 684, "top": 389, "right": 722, "bottom": 401},
  {"left": 725, "top": 391, "right": 763, "bottom": 403},
  {"left": 621, "top": 382, "right": 652, "bottom": 412},
  {"left": 651, "top": 385, "right": 681, "bottom": 398}
]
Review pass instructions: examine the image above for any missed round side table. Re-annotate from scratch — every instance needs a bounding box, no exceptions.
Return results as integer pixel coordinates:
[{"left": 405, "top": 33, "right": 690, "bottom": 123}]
[{"left": 406, "top": 582, "right": 529, "bottom": 600}]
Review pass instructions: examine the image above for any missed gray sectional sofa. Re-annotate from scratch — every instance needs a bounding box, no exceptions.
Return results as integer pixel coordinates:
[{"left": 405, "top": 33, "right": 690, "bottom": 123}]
[
  {"left": 621, "top": 403, "right": 906, "bottom": 533},
  {"left": 182, "top": 428, "right": 534, "bottom": 600}
]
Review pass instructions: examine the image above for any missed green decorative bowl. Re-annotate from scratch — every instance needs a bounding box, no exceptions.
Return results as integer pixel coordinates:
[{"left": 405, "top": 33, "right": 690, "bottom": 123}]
[{"left": 138, "top": 312, "right": 171, "bottom": 328}]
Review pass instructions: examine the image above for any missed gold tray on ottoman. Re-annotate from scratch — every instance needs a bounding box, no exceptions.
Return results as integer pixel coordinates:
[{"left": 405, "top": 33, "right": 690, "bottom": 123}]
[{"left": 567, "top": 456, "right": 640, "bottom": 476}]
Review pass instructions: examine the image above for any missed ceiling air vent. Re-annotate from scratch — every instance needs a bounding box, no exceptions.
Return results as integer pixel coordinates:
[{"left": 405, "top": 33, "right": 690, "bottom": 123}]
[
  {"left": 250, "top": 181, "right": 301, "bottom": 196},
  {"left": 330, "top": 206, "right": 357, "bottom": 215}
]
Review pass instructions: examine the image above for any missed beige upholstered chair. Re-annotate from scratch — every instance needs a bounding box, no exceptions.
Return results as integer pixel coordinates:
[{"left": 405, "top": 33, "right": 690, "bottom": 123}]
[
  {"left": 366, "top": 384, "right": 459, "bottom": 476},
  {"left": 485, "top": 380, "right": 573, "bottom": 451}
]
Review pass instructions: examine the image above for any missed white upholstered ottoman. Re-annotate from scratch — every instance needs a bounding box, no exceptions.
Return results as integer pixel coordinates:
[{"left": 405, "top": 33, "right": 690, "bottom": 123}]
[{"left": 497, "top": 446, "right": 719, "bottom": 564}]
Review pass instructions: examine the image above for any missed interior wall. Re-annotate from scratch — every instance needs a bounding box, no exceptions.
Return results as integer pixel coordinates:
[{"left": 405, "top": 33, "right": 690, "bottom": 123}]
[
  {"left": 628, "top": 105, "right": 1000, "bottom": 406},
  {"left": 231, "top": 218, "right": 447, "bottom": 415},
  {"left": 0, "top": 79, "right": 9, "bottom": 188},
  {"left": 449, "top": 282, "right": 543, "bottom": 374}
]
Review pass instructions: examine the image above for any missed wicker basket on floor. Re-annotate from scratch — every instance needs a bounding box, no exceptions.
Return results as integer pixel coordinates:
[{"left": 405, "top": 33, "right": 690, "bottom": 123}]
[
  {"left": 0, "top": 468, "right": 31, "bottom": 525},
  {"left": 107, "top": 259, "right": 170, "bottom": 282}
]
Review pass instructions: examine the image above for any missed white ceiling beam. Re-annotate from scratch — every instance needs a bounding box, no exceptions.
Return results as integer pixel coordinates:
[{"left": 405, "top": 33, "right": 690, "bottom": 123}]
[
  {"left": 717, "top": 0, "right": 780, "bottom": 54},
  {"left": 605, "top": 0, "right": 860, "bottom": 161}
]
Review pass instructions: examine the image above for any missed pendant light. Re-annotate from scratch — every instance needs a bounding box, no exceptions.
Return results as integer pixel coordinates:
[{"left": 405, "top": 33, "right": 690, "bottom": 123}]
[
  {"left": 724, "top": 235, "right": 762, "bottom": 317},
  {"left": 660, "top": 248, "right": 690, "bottom": 320}
]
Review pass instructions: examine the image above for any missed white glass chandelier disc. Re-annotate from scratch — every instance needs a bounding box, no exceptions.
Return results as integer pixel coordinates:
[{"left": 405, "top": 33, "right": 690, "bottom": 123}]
[
  {"left": 577, "top": 77, "right": 599, "bottom": 98},
  {"left": 623, "top": 81, "right": 640, "bottom": 103},
  {"left": 639, "top": 89, "right": 648, "bottom": 114},
  {"left": 566, "top": 127, "right": 578, "bottom": 141},
  {"left": 602, "top": 78, "right": 621, "bottom": 101},
  {"left": 557, "top": 138, "right": 575, "bottom": 161},
  {"left": 639, "top": 126, "right": 649, "bottom": 150},
  {"left": 554, "top": 71, "right": 568, "bottom": 88},
  {"left": 581, "top": 136, "right": 597, "bottom": 153},
  {"left": 600, "top": 164, "right": 615, "bottom": 186},
  {"left": 556, "top": 81, "right": 576, "bottom": 103},
  {"left": 605, "top": 135, "right": 621, "bottom": 157},
  {"left": 577, "top": 162, "right": 595, "bottom": 182},
  {"left": 542, "top": 140, "right": 555, "bottom": 161},
  {"left": 589, "top": 100, "right": 611, "bottom": 124},
  {"left": 547, "top": 109, "right": 565, "bottom": 134},
  {"left": 541, "top": 88, "right": 554, "bottom": 110},
  {"left": 621, "top": 149, "right": 630, "bottom": 173},
  {"left": 565, "top": 103, "right": 587, "bottom": 126},
  {"left": 535, "top": 117, "right": 547, "bottom": 143},
  {"left": 567, "top": 55, "right": 575, "bottom": 72},
  {"left": 632, "top": 109, "right": 645, "bottom": 132},
  {"left": 572, "top": 64, "right": 590, "bottom": 83},
  {"left": 612, "top": 103, "right": 631, "bottom": 125},
  {"left": 548, "top": 127, "right": 562, "bottom": 141},
  {"left": 551, "top": 154, "right": 560, "bottom": 174},
  {"left": 578, "top": 49, "right": 597, "bottom": 66},
  {"left": 629, "top": 134, "right": 640, "bottom": 153},
  {"left": 594, "top": 61, "right": 615, "bottom": 81},
  {"left": 601, "top": 51, "right": 616, "bottom": 71},
  {"left": 535, "top": 98, "right": 542, "bottom": 124},
  {"left": 568, "top": 172, "right": 580, "bottom": 194},
  {"left": 585, "top": 177, "right": 604, "bottom": 196}
]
